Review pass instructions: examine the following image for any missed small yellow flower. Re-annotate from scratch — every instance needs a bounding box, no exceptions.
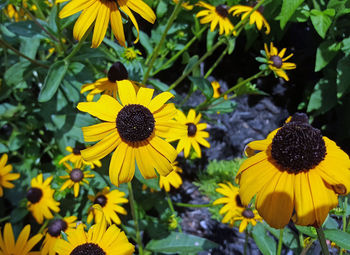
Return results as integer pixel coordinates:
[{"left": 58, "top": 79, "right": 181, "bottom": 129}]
[
  {"left": 264, "top": 42, "right": 296, "bottom": 81},
  {"left": 196, "top": 2, "right": 234, "bottom": 35},
  {"left": 231, "top": 208, "right": 263, "bottom": 232},
  {"left": 211, "top": 81, "right": 227, "bottom": 99},
  {"left": 59, "top": 144, "right": 101, "bottom": 169},
  {"left": 159, "top": 161, "right": 183, "bottom": 192},
  {"left": 0, "top": 154, "right": 20, "bottom": 197},
  {"left": 229, "top": 5, "right": 270, "bottom": 34},
  {"left": 173, "top": 0, "right": 194, "bottom": 10},
  {"left": 59, "top": 161, "right": 94, "bottom": 197},
  {"left": 123, "top": 47, "right": 142, "bottom": 61}
]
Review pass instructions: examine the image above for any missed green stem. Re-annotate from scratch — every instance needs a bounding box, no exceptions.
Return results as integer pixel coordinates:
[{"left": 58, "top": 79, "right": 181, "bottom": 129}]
[
  {"left": 340, "top": 197, "right": 348, "bottom": 255},
  {"left": 243, "top": 228, "right": 248, "bottom": 255},
  {"left": 64, "top": 27, "right": 91, "bottom": 62},
  {"left": 128, "top": 182, "right": 144, "bottom": 255},
  {"left": 55, "top": 3, "right": 66, "bottom": 55},
  {"left": 38, "top": 220, "right": 49, "bottom": 233},
  {"left": 166, "top": 192, "right": 182, "bottom": 233},
  {"left": 204, "top": 45, "right": 228, "bottom": 79},
  {"left": 175, "top": 202, "right": 213, "bottom": 208},
  {"left": 143, "top": 0, "right": 184, "bottom": 83},
  {"left": 316, "top": 227, "right": 330, "bottom": 255},
  {"left": 277, "top": 228, "right": 284, "bottom": 255},
  {"left": 31, "top": 0, "right": 46, "bottom": 20},
  {"left": 168, "top": 40, "right": 225, "bottom": 91},
  {"left": 152, "top": 25, "right": 208, "bottom": 76},
  {"left": 0, "top": 39, "right": 49, "bottom": 68},
  {"left": 0, "top": 216, "right": 10, "bottom": 223}
]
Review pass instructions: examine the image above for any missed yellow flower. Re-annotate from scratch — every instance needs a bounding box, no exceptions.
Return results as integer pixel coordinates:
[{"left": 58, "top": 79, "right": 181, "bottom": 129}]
[
  {"left": 213, "top": 182, "right": 245, "bottom": 224},
  {"left": 54, "top": 214, "right": 134, "bottom": 254},
  {"left": 231, "top": 208, "right": 262, "bottom": 232},
  {"left": 41, "top": 216, "right": 78, "bottom": 255},
  {"left": 229, "top": 5, "right": 270, "bottom": 34},
  {"left": 57, "top": 0, "right": 156, "bottom": 48},
  {"left": 211, "top": 81, "right": 227, "bottom": 99},
  {"left": 4, "top": 4, "right": 27, "bottom": 22},
  {"left": 87, "top": 187, "right": 128, "bottom": 225},
  {"left": 59, "top": 145, "right": 101, "bottom": 169},
  {"left": 264, "top": 42, "right": 296, "bottom": 81},
  {"left": 0, "top": 222, "right": 42, "bottom": 255},
  {"left": 0, "top": 154, "right": 20, "bottom": 197},
  {"left": 59, "top": 161, "right": 94, "bottom": 197},
  {"left": 236, "top": 113, "right": 350, "bottom": 229},
  {"left": 26, "top": 174, "right": 60, "bottom": 224},
  {"left": 77, "top": 81, "right": 178, "bottom": 186},
  {"left": 173, "top": 0, "right": 194, "bottom": 10},
  {"left": 167, "top": 109, "right": 210, "bottom": 158},
  {"left": 80, "top": 62, "right": 139, "bottom": 102},
  {"left": 123, "top": 47, "right": 142, "bottom": 61},
  {"left": 159, "top": 161, "right": 183, "bottom": 192},
  {"left": 196, "top": 2, "right": 234, "bottom": 35}
]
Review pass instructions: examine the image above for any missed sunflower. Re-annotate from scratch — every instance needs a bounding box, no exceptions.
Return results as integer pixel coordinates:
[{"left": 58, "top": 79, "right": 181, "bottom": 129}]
[
  {"left": 0, "top": 154, "right": 20, "bottom": 197},
  {"left": 173, "top": 0, "right": 194, "bottom": 10},
  {"left": 77, "top": 81, "right": 179, "bottom": 186},
  {"left": 59, "top": 144, "right": 101, "bottom": 169},
  {"left": 264, "top": 42, "right": 296, "bottom": 81},
  {"left": 236, "top": 113, "right": 350, "bottom": 229},
  {"left": 213, "top": 182, "right": 245, "bottom": 224},
  {"left": 196, "top": 1, "right": 234, "bottom": 35},
  {"left": 54, "top": 215, "right": 134, "bottom": 255},
  {"left": 81, "top": 61, "right": 139, "bottom": 102},
  {"left": 87, "top": 187, "right": 128, "bottom": 225},
  {"left": 0, "top": 222, "right": 42, "bottom": 255},
  {"left": 41, "top": 216, "right": 78, "bottom": 255},
  {"left": 26, "top": 174, "right": 60, "bottom": 224},
  {"left": 159, "top": 161, "right": 183, "bottom": 192},
  {"left": 59, "top": 161, "right": 94, "bottom": 197},
  {"left": 57, "top": 0, "right": 156, "bottom": 48},
  {"left": 231, "top": 208, "right": 263, "bottom": 232},
  {"left": 211, "top": 81, "right": 227, "bottom": 100},
  {"left": 167, "top": 109, "right": 210, "bottom": 158},
  {"left": 229, "top": 5, "right": 270, "bottom": 34}
]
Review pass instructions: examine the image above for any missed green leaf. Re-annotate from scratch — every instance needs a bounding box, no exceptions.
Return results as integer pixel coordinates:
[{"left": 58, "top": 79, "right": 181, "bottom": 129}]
[
  {"left": 156, "top": 0, "right": 167, "bottom": 18},
  {"left": 310, "top": 9, "right": 335, "bottom": 39},
  {"left": 38, "top": 60, "right": 69, "bottom": 102},
  {"left": 280, "top": 0, "right": 305, "bottom": 29},
  {"left": 0, "top": 143, "right": 8, "bottom": 153},
  {"left": 0, "top": 0, "right": 9, "bottom": 9},
  {"left": 188, "top": 76, "right": 213, "bottom": 99},
  {"left": 337, "top": 55, "right": 350, "bottom": 98},
  {"left": 139, "top": 31, "right": 153, "bottom": 57},
  {"left": 134, "top": 164, "right": 160, "bottom": 191},
  {"left": 252, "top": 222, "right": 277, "bottom": 255},
  {"left": 227, "top": 37, "right": 236, "bottom": 54},
  {"left": 6, "top": 21, "right": 43, "bottom": 38},
  {"left": 315, "top": 41, "right": 339, "bottom": 72},
  {"left": 206, "top": 29, "right": 217, "bottom": 51},
  {"left": 148, "top": 79, "right": 177, "bottom": 95},
  {"left": 183, "top": 55, "right": 199, "bottom": 75},
  {"left": 295, "top": 225, "right": 317, "bottom": 238},
  {"left": 19, "top": 36, "right": 40, "bottom": 60},
  {"left": 4, "top": 61, "right": 30, "bottom": 88},
  {"left": 205, "top": 99, "right": 237, "bottom": 114},
  {"left": 307, "top": 78, "right": 337, "bottom": 115},
  {"left": 324, "top": 229, "right": 350, "bottom": 250},
  {"left": 263, "top": 222, "right": 301, "bottom": 251},
  {"left": 146, "top": 232, "right": 218, "bottom": 253},
  {"left": 341, "top": 37, "right": 350, "bottom": 56},
  {"left": 233, "top": 79, "right": 268, "bottom": 96},
  {"left": 0, "top": 103, "right": 25, "bottom": 119}
]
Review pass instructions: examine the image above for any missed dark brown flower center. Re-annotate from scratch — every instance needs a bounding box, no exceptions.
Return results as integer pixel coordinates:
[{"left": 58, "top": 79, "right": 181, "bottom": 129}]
[
  {"left": 235, "top": 194, "right": 243, "bottom": 207},
  {"left": 271, "top": 113, "right": 326, "bottom": 173},
  {"left": 73, "top": 144, "right": 85, "bottom": 155},
  {"left": 108, "top": 61, "right": 128, "bottom": 82},
  {"left": 70, "top": 168, "right": 84, "bottom": 182},
  {"left": 270, "top": 55, "right": 283, "bottom": 68},
  {"left": 116, "top": 104, "right": 155, "bottom": 142},
  {"left": 215, "top": 5, "right": 229, "bottom": 17},
  {"left": 242, "top": 209, "right": 255, "bottom": 219},
  {"left": 186, "top": 123, "right": 197, "bottom": 137},
  {"left": 70, "top": 243, "right": 106, "bottom": 255},
  {"left": 26, "top": 187, "right": 43, "bottom": 204},
  {"left": 48, "top": 219, "right": 68, "bottom": 237},
  {"left": 94, "top": 195, "right": 107, "bottom": 207}
]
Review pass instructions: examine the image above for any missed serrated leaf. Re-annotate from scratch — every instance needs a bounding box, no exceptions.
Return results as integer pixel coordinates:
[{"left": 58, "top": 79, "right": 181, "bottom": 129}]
[
  {"left": 188, "top": 76, "right": 213, "bottom": 99},
  {"left": 315, "top": 41, "right": 339, "bottom": 72},
  {"left": 310, "top": 9, "right": 334, "bottom": 39},
  {"left": 146, "top": 232, "right": 218, "bottom": 253},
  {"left": 280, "top": 0, "right": 305, "bottom": 29},
  {"left": 38, "top": 60, "right": 69, "bottom": 102},
  {"left": 324, "top": 229, "right": 350, "bottom": 250},
  {"left": 252, "top": 222, "right": 277, "bottom": 255}
]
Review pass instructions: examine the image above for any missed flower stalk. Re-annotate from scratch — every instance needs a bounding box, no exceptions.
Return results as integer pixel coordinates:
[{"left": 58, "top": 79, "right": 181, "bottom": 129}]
[
  {"left": 277, "top": 228, "right": 284, "bottom": 255},
  {"left": 316, "top": 227, "right": 330, "bottom": 255},
  {"left": 175, "top": 202, "right": 213, "bottom": 208},
  {"left": 166, "top": 192, "right": 182, "bottom": 233}
]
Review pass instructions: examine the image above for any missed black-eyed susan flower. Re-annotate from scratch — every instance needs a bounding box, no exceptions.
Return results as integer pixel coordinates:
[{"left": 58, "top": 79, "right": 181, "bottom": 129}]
[
  {"left": 0, "top": 153, "right": 20, "bottom": 197},
  {"left": 264, "top": 42, "right": 296, "bottom": 81},
  {"left": 78, "top": 81, "right": 179, "bottom": 186},
  {"left": 0, "top": 222, "right": 42, "bottom": 255},
  {"left": 196, "top": 2, "right": 234, "bottom": 35},
  {"left": 213, "top": 182, "right": 245, "bottom": 224},
  {"left": 229, "top": 5, "right": 270, "bottom": 34},
  {"left": 80, "top": 61, "right": 139, "bottom": 102},
  {"left": 159, "top": 161, "right": 183, "bottom": 192},
  {"left": 167, "top": 109, "right": 210, "bottom": 158},
  {"left": 211, "top": 81, "right": 227, "bottom": 100},
  {"left": 59, "top": 144, "right": 101, "bottom": 169},
  {"left": 231, "top": 208, "right": 262, "bottom": 232},
  {"left": 236, "top": 113, "right": 350, "bottom": 229},
  {"left": 54, "top": 214, "right": 134, "bottom": 255},
  {"left": 59, "top": 161, "right": 94, "bottom": 197},
  {"left": 57, "top": 0, "right": 156, "bottom": 48},
  {"left": 26, "top": 174, "right": 60, "bottom": 224},
  {"left": 87, "top": 187, "right": 128, "bottom": 225},
  {"left": 41, "top": 216, "right": 78, "bottom": 255},
  {"left": 173, "top": 0, "right": 194, "bottom": 10}
]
